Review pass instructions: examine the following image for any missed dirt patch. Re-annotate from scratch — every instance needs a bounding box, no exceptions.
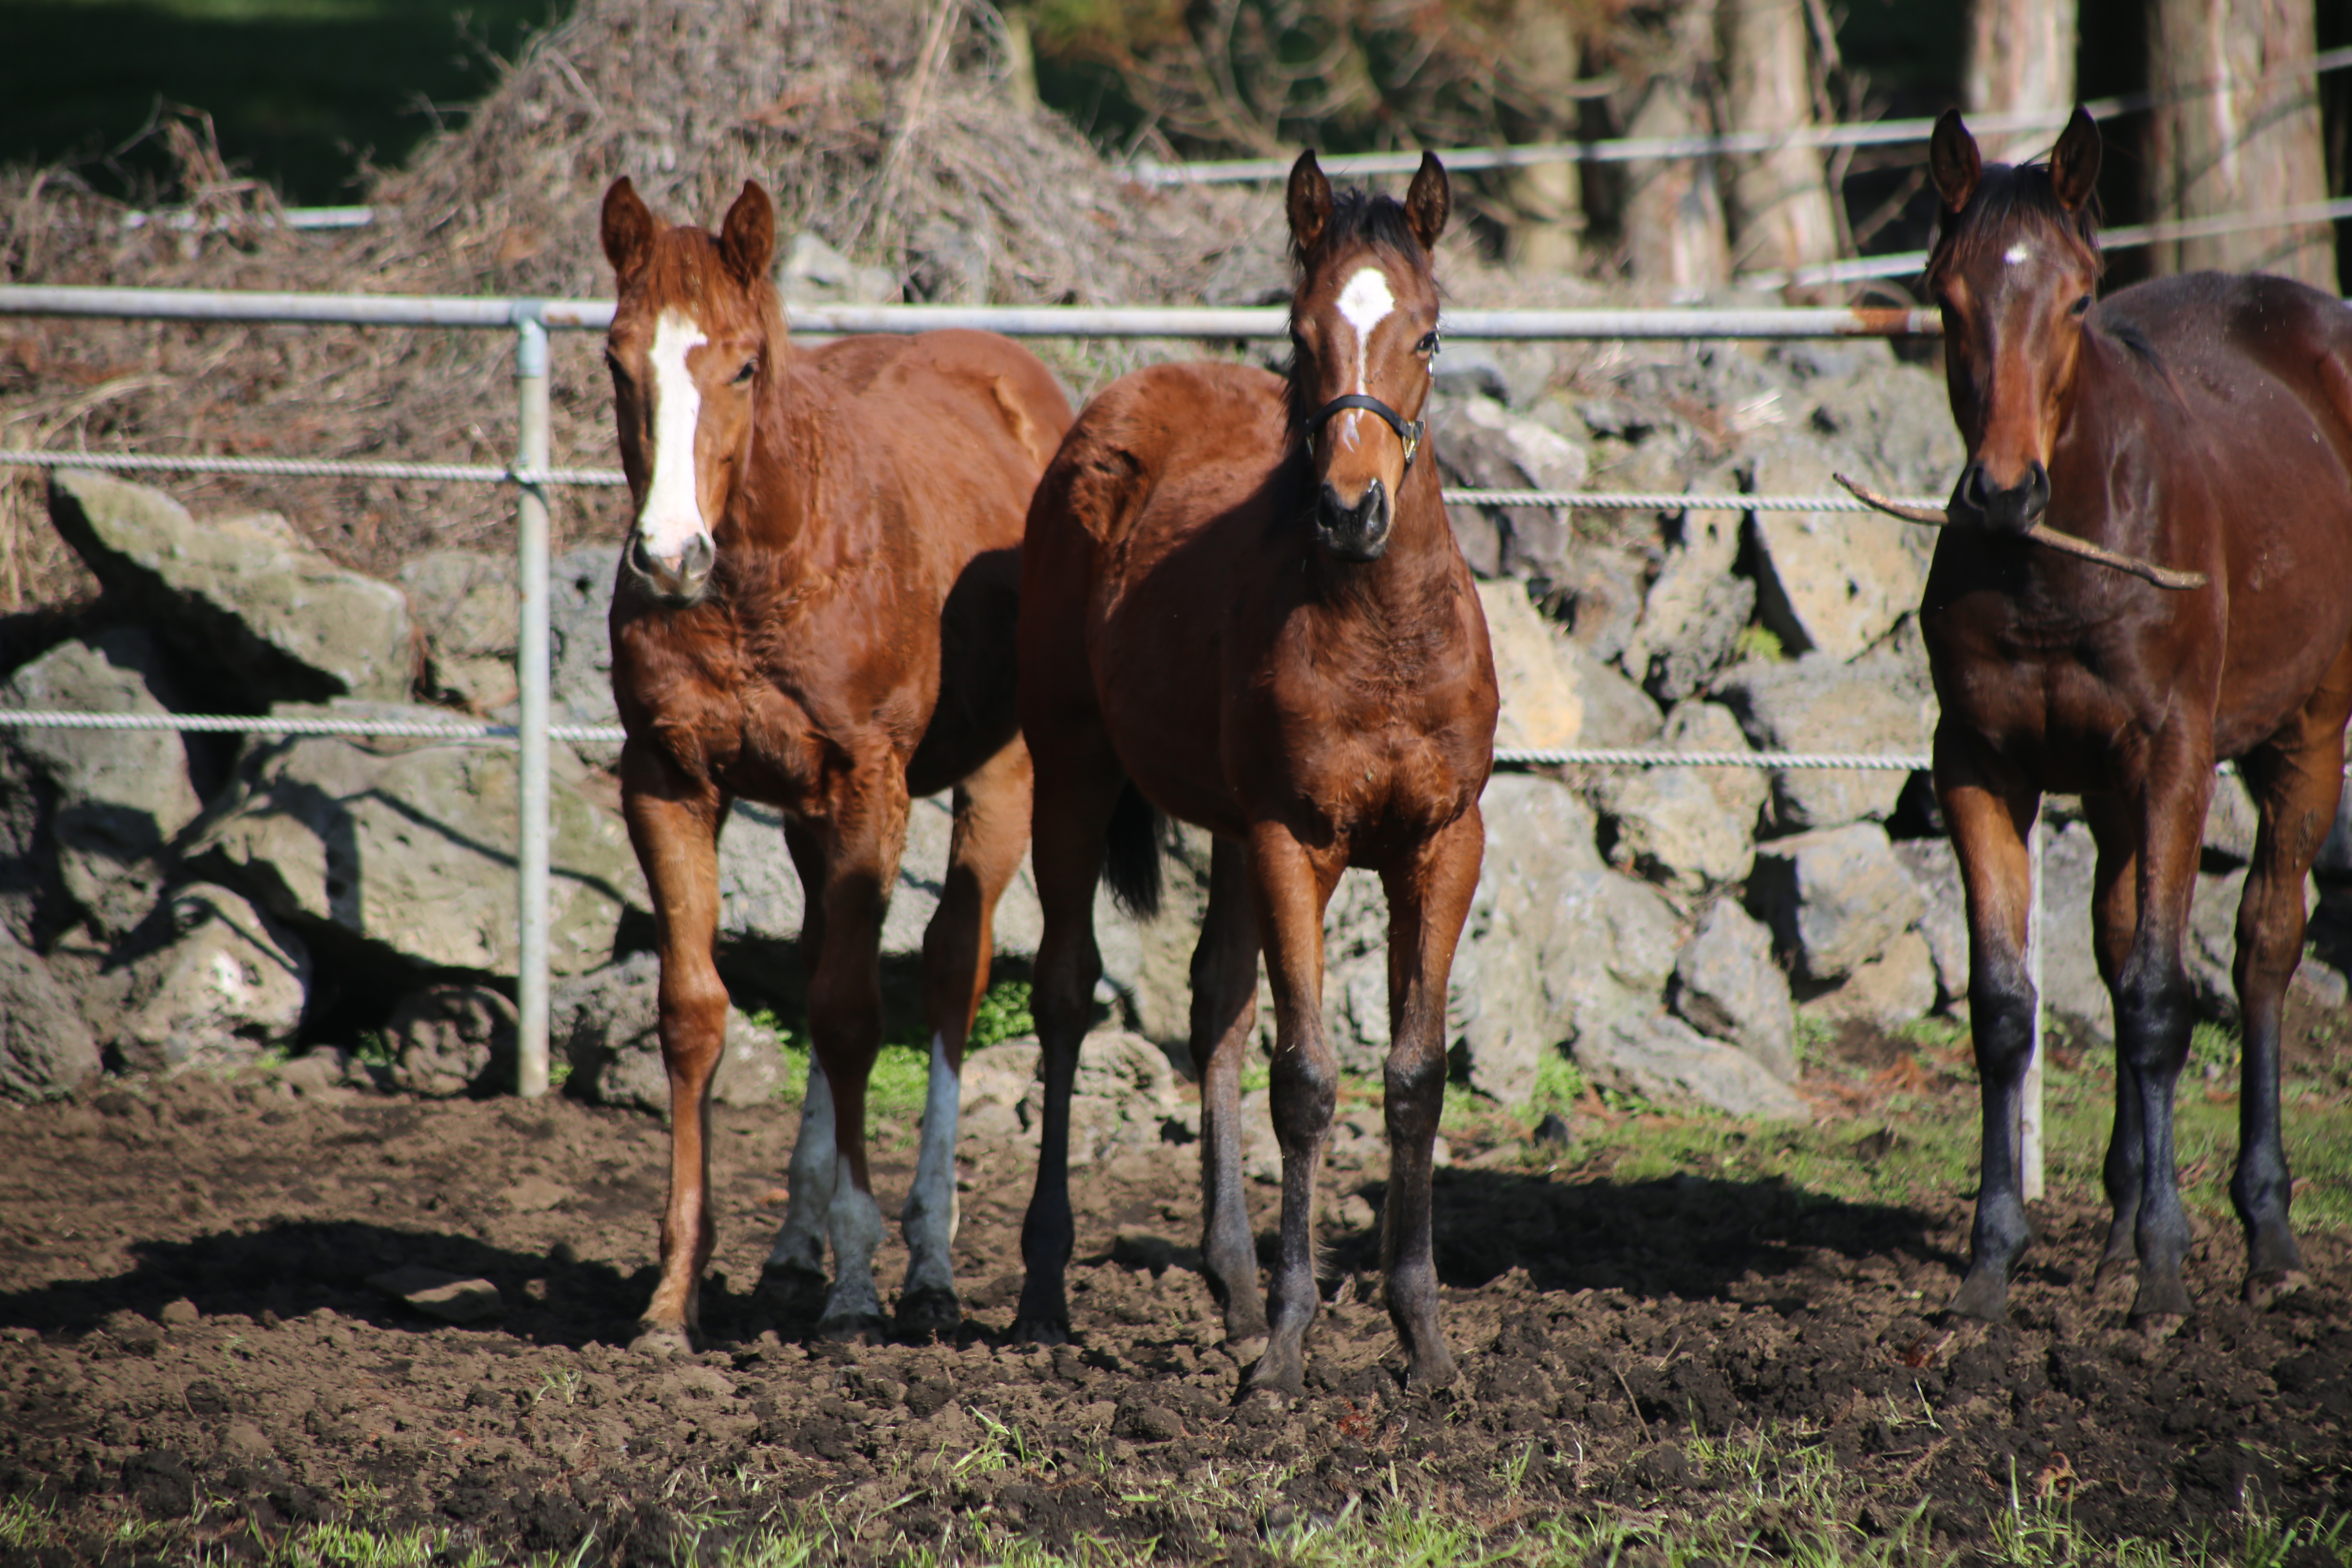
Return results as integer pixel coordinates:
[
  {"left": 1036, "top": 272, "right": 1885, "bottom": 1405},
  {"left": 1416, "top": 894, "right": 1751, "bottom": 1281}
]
[{"left": 1, "top": 1066, "right": 2348, "bottom": 1563}]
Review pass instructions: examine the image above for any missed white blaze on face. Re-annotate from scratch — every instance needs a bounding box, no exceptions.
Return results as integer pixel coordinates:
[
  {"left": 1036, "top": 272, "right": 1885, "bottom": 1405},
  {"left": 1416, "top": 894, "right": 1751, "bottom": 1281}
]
[
  {"left": 637, "top": 308, "right": 711, "bottom": 566},
  {"left": 2002, "top": 241, "right": 2033, "bottom": 267},
  {"left": 1331, "top": 266, "right": 1397, "bottom": 452}
]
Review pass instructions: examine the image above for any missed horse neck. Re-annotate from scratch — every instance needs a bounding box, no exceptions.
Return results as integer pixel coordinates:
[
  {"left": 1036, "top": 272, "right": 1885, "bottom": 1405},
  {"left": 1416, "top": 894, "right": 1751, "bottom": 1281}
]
[{"left": 720, "top": 354, "right": 830, "bottom": 569}]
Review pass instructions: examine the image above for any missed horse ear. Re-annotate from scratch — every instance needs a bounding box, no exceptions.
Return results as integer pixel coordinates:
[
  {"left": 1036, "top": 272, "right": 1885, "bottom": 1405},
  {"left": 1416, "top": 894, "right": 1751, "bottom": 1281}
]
[
  {"left": 719, "top": 181, "right": 775, "bottom": 285},
  {"left": 2049, "top": 106, "right": 2101, "bottom": 212},
  {"left": 1404, "top": 151, "right": 1450, "bottom": 252},
  {"left": 601, "top": 178, "right": 657, "bottom": 282},
  {"left": 1929, "top": 109, "right": 1981, "bottom": 214},
  {"left": 1287, "top": 149, "right": 1332, "bottom": 256}
]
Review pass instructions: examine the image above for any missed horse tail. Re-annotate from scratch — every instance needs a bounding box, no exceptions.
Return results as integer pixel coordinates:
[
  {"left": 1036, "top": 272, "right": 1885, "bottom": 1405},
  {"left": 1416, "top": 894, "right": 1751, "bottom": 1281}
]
[{"left": 1102, "top": 780, "right": 1163, "bottom": 920}]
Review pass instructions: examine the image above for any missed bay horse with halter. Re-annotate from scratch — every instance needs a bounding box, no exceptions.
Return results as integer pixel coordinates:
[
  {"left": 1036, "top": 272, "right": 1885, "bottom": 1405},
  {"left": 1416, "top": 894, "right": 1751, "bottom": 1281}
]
[
  {"left": 1892, "top": 110, "right": 2352, "bottom": 1322},
  {"left": 598, "top": 178, "right": 1073, "bottom": 1351},
  {"left": 1014, "top": 151, "right": 1497, "bottom": 1394}
]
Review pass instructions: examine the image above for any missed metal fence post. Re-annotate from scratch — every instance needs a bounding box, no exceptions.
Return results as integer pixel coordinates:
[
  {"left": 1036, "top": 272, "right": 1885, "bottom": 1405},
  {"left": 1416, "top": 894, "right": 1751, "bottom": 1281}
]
[
  {"left": 513, "top": 302, "right": 552, "bottom": 1098},
  {"left": 2021, "top": 815, "right": 2046, "bottom": 1202}
]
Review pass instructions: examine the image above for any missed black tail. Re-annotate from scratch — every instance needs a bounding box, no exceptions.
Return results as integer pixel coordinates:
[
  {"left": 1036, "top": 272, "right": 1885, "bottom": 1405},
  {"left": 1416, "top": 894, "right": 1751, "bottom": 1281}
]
[{"left": 1102, "top": 781, "right": 1164, "bottom": 920}]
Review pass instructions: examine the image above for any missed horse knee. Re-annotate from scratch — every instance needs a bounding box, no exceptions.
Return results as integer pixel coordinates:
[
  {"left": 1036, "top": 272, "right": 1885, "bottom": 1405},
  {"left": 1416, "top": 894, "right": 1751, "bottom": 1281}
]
[
  {"left": 1382, "top": 1050, "right": 1446, "bottom": 1137},
  {"left": 1269, "top": 1049, "right": 1336, "bottom": 1149},
  {"left": 2111, "top": 962, "right": 2194, "bottom": 1076},
  {"left": 658, "top": 967, "right": 731, "bottom": 1069},
  {"left": 1967, "top": 968, "right": 2036, "bottom": 1082}
]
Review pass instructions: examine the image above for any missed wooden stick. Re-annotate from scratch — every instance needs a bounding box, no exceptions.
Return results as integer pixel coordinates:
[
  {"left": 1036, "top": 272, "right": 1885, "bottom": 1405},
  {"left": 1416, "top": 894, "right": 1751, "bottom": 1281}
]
[{"left": 1831, "top": 472, "right": 2209, "bottom": 591}]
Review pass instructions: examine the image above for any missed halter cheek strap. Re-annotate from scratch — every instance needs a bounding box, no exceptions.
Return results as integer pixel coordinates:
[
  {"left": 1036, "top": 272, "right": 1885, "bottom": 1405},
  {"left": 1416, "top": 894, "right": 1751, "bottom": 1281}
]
[{"left": 1303, "top": 394, "right": 1424, "bottom": 469}]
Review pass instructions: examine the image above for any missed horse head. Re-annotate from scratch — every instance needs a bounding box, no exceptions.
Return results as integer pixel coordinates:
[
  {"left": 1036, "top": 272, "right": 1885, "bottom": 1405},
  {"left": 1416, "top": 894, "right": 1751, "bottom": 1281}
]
[
  {"left": 599, "top": 177, "right": 780, "bottom": 607},
  {"left": 1284, "top": 149, "right": 1449, "bottom": 564},
  {"left": 1926, "top": 107, "right": 2104, "bottom": 537}
]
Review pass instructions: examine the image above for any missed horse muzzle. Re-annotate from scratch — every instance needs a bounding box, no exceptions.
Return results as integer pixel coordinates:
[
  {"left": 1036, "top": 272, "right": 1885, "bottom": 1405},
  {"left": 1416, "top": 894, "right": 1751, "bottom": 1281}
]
[
  {"left": 1316, "top": 478, "right": 1392, "bottom": 562},
  {"left": 1952, "top": 459, "right": 2050, "bottom": 536},
  {"left": 626, "top": 530, "right": 715, "bottom": 605}
]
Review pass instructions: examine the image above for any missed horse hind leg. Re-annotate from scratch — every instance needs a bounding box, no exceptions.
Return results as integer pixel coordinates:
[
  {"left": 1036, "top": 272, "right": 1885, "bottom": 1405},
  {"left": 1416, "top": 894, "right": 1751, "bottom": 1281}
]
[
  {"left": 1191, "top": 835, "right": 1269, "bottom": 1349},
  {"left": 2231, "top": 645, "right": 2352, "bottom": 1302},
  {"left": 2081, "top": 795, "right": 2146, "bottom": 1294},
  {"left": 898, "top": 740, "right": 1033, "bottom": 1342}
]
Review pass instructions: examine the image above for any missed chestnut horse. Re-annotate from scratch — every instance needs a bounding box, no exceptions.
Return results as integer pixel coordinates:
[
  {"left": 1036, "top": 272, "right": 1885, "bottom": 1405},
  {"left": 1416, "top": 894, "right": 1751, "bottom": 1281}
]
[
  {"left": 1919, "top": 110, "right": 2352, "bottom": 1322},
  {"left": 1014, "top": 151, "right": 1497, "bottom": 1394},
  {"left": 599, "top": 179, "right": 1073, "bottom": 1351}
]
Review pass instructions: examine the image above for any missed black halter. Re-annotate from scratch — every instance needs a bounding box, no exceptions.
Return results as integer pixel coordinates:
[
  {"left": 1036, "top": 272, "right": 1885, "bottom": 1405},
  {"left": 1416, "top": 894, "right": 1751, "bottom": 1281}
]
[{"left": 1302, "top": 394, "right": 1424, "bottom": 469}]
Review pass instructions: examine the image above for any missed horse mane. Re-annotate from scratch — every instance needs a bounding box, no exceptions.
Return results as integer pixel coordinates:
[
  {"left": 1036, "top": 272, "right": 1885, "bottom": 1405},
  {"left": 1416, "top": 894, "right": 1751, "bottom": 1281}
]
[
  {"left": 1283, "top": 187, "right": 1434, "bottom": 440},
  {"left": 1924, "top": 158, "right": 2104, "bottom": 290}
]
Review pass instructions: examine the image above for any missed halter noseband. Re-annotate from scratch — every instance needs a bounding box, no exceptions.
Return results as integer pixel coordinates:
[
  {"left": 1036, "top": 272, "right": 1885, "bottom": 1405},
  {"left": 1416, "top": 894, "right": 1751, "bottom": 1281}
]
[{"left": 1302, "top": 394, "right": 1424, "bottom": 469}]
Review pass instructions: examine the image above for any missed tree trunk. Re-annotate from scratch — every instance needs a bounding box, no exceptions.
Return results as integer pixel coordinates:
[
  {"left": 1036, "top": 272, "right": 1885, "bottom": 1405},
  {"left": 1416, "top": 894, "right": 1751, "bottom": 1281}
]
[
  {"left": 1964, "top": 0, "right": 2077, "bottom": 162},
  {"left": 1495, "top": 0, "right": 1586, "bottom": 273},
  {"left": 2146, "top": 0, "right": 2335, "bottom": 288},
  {"left": 1722, "top": 0, "right": 1839, "bottom": 285},
  {"left": 1621, "top": 0, "right": 1730, "bottom": 299}
]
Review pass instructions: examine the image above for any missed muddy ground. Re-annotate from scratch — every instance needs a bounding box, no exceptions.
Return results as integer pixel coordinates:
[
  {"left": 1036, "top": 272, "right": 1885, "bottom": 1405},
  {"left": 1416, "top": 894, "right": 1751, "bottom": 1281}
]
[{"left": 2, "top": 1025, "right": 2350, "bottom": 1566}]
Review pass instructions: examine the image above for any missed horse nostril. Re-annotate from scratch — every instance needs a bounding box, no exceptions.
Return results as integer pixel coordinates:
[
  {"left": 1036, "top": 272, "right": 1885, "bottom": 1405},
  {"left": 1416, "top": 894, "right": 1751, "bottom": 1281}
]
[
  {"left": 682, "top": 534, "right": 714, "bottom": 581},
  {"left": 629, "top": 535, "right": 659, "bottom": 577},
  {"left": 1962, "top": 464, "right": 1990, "bottom": 510}
]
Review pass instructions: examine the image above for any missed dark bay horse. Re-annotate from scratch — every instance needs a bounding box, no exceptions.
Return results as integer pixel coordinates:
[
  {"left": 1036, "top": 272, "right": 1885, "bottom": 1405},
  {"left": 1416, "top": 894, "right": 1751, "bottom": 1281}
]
[
  {"left": 1918, "top": 110, "right": 2352, "bottom": 1322},
  {"left": 1014, "top": 151, "right": 1498, "bottom": 1394},
  {"left": 599, "top": 178, "right": 1074, "bottom": 1351}
]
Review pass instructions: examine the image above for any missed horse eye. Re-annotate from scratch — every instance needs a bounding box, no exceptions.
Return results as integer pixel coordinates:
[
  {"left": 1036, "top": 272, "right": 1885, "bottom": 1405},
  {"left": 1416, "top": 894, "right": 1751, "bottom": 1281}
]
[
  {"left": 1416, "top": 331, "right": 1440, "bottom": 355},
  {"left": 732, "top": 358, "right": 758, "bottom": 385},
  {"left": 2070, "top": 294, "right": 2092, "bottom": 317}
]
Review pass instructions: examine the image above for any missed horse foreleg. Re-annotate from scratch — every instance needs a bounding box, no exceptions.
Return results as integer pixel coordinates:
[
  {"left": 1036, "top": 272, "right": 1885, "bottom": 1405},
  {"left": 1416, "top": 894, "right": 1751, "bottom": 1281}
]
[
  {"left": 803, "top": 765, "right": 910, "bottom": 1341},
  {"left": 1191, "top": 835, "right": 1267, "bottom": 1348},
  {"left": 621, "top": 745, "right": 730, "bottom": 1355},
  {"left": 2110, "top": 746, "right": 2214, "bottom": 1323},
  {"left": 763, "top": 817, "right": 837, "bottom": 1323},
  {"left": 1939, "top": 739, "right": 2041, "bottom": 1321},
  {"left": 1379, "top": 807, "right": 1482, "bottom": 1393},
  {"left": 1012, "top": 741, "right": 1120, "bottom": 1344},
  {"left": 902, "top": 740, "right": 1034, "bottom": 1341},
  {"left": 1244, "top": 822, "right": 1341, "bottom": 1400},
  {"left": 2082, "top": 794, "right": 2147, "bottom": 1290},
  {"left": 2232, "top": 647, "right": 2352, "bottom": 1300}
]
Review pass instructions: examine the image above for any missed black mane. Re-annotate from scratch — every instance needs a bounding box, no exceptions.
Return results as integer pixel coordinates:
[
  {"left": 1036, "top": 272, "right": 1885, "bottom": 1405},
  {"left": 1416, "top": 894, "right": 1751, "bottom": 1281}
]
[{"left": 1926, "top": 158, "right": 2103, "bottom": 286}]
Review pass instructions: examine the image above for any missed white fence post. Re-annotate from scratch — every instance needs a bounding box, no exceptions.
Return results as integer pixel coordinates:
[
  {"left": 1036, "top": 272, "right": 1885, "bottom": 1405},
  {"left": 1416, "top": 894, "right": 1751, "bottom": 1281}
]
[
  {"left": 2022, "top": 815, "right": 2046, "bottom": 1201},
  {"left": 513, "top": 302, "right": 552, "bottom": 1099}
]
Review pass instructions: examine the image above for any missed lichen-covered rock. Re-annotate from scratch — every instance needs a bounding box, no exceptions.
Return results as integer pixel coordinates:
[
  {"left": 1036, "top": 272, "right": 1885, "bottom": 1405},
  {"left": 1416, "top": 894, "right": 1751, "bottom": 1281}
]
[
  {"left": 1806, "top": 929, "right": 1938, "bottom": 1033},
  {"left": 957, "top": 1030, "right": 1180, "bottom": 1163},
  {"left": 0, "top": 628, "right": 204, "bottom": 944},
  {"left": 1619, "top": 492, "right": 1747, "bottom": 705},
  {"left": 1435, "top": 396, "right": 1587, "bottom": 579},
  {"left": 551, "top": 951, "right": 787, "bottom": 1113},
  {"left": 1748, "top": 822, "right": 1928, "bottom": 983},
  {"left": 1573, "top": 1012, "right": 1807, "bottom": 1120},
  {"left": 1476, "top": 580, "right": 1584, "bottom": 752},
  {"left": 1670, "top": 898, "right": 1795, "bottom": 1081},
  {"left": 92, "top": 882, "right": 310, "bottom": 1075},
  {"left": 47, "top": 470, "right": 414, "bottom": 704},
  {"left": 1715, "top": 652, "right": 1933, "bottom": 832},
  {"left": 1744, "top": 434, "right": 1928, "bottom": 662},
  {"left": 189, "top": 702, "right": 637, "bottom": 977},
  {"left": 389, "top": 982, "right": 519, "bottom": 1097},
  {"left": 0, "top": 929, "right": 100, "bottom": 1100},
  {"left": 1594, "top": 766, "right": 1754, "bottom": 894},
  {"left": 398, "top": 551, "right": 519, "bottom": 715},
  {"left": 1893, "top": 836, "right": 1971, "bottom": 1010}
]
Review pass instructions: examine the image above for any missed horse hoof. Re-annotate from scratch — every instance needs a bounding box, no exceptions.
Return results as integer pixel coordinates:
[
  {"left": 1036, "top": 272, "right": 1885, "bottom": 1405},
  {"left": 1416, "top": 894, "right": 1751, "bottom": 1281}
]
[
  {"left": 2128, "top": 1276, "right": 2194, "bottom": 1324},
  {"left": 630, "top": 1324, "right": 695, "bottom": 1360},
  {"left": 894, "top": 1287, "right": 962, "bottom": 1343},
  {"left": 1011, "top": 1315, "right": 1071, "bottom": 1347},
  {"left": 2244, "top": 1269, "right": 2310, "bottom": 1310},
  {"left": 757, "top": 1262, "right": 830, "bottom": 1324},
  {"left": 817, "top": 1312, "right": 886, "bottom": 1345},
  {"left": 1243, "top": 1353, "right": 1305, "bottom": 1401},
  {"left": 1220, "top": 1333, "right": 1270, "bottom": 1368},
  {"left": 1944, "top": 1272, "right": 2010, "bottom": 1323},
  {"left": 1403, "top": 1348, "right": 1459, "bottom": 1393}
]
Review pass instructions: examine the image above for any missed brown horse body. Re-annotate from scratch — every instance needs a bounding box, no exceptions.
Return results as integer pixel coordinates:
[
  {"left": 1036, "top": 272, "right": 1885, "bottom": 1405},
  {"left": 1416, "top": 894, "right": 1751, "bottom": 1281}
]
[
  {"left": 600, "top": 179, "right": 1072, "bottom": 1349},
  {"left": 1921, "top": 111, "right": 2352, "bottom": 1321},
  {"left": 1015, "top": 153, "right": 1497, "bottom": 1394}
]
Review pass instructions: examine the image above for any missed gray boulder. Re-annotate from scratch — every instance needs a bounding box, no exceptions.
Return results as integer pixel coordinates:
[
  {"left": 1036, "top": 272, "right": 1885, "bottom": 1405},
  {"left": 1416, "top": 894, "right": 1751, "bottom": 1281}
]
[
  {"left": 399, "top": 550, "right": 519, "bottom": 715},
  {"left": 0, "top": 628, "right": 204, "bottom": 944},
  {"left": 1661, "top": 700, "right": 1768, "bottom": 828},
  {"left": 1554, "top": 542, "right": 1647, "bottom": 668},
  {"left": 2036, "top": 820, "right": 2114, "bottom": 1037},
  {"left": 189, "top": 702, "right": 639, "bottom": 977},
  {"left": 389, "top": 982, "right": 518, "bottom": 1098},
  {"left": 957, "top": 1031, "right": 1180, "bottom": 1164},
  {"left": 1749, "top": 822, "right": 1928, "bottom": 982},
  {"left": 1573, "top": 1013, "right": 1807, "bottom": 1120},
  {"left": 1893, "top": 836, "right": 1972, "bottom": 1009},
  {"left": 0, "top": 930, "right": 100, "bottom": 1100},
  {"left": 1478, "top": 581, "right": 1588, "bottom": 752},
  {"left": 1575, "top": 652, "right": 1666, "bottom": 748},
  {"left": 548, "top": 543, "right": 624, "bottom": 739},
  {"left": 1715, "top": 652, "right": 1934, "bottom": 832},
  {"left": 1802, "top": 360, "right": 1965, "bottom": 517},
  {"left": 1744, "top": 435, "right": 1928, "bottom": 662},
  {"left": 91, "top": 882, "right": 310, "bottom": 1075},
  {"left": 1435, "top": 396, "right": 1586, "bottom": 579},
  {"left": 1670, "top": 899, "right": 1796, "bottom": 1080},
  {"left": 551, "top": 952, "right": 788, "bottom": 1113},
  {"left": 47, "top": 470, "right": 413, "bottom": 704},
  {"left": 1593, "top": 766, "right": 1754, "bottom": 894},
  {"left": 1806, "top": 929, "right": 1939, "bottom": 1033},
  {"left": 1619, "top": 495, "right": 1748, "bottom": 705},
  {"left": 2201, "top": 774, "right": 2259, "bottom": 867}
]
